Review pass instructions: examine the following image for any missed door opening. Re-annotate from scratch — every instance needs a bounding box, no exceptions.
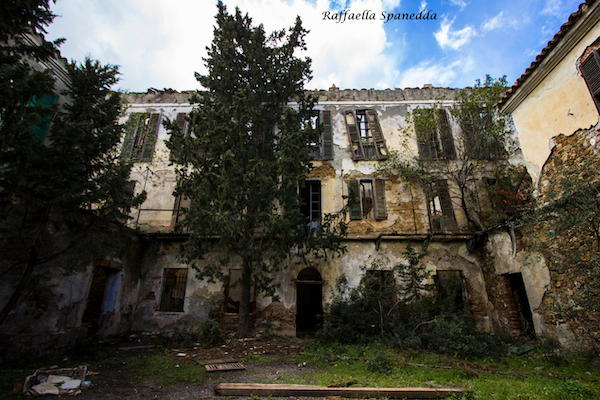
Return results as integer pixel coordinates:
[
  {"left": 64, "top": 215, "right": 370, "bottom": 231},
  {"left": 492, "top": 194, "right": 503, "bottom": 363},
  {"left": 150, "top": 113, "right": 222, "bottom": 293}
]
[
  {"left": 504, "top": 272, "right": 535, "bottom": 338},
  {"left": 82, "top": 266, "right": 121, "bottom": 333},
  {"left": 296, "top": 268, "right": 323, "bottom": 336}
]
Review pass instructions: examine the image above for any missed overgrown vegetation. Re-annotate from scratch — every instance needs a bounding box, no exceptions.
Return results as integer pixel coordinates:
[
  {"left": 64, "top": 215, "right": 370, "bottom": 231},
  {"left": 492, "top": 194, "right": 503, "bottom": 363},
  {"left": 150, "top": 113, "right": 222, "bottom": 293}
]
[
  {"left": 317, "top": 246, "right": 507, "bottom": 358},
  {"left": 380, "top": 76, "right": 533, "bottom": 232}
]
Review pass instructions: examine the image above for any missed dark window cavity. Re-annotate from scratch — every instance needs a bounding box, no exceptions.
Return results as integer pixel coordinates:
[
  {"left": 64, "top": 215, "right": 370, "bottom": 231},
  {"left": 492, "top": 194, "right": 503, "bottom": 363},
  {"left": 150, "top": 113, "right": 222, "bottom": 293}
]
[
  {"left": 159, "top": 268, "right": 188, "bottom": 312},
  {"left": 425, "top": 180, "right": 457, "bottom": 232}
]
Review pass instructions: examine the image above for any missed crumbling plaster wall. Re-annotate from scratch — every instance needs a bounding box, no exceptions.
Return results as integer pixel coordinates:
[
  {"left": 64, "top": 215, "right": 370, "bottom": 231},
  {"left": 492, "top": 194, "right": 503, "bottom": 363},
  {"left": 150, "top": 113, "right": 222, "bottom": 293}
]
[{"left": 510, "top": 24, "right": 600, "bottom": 184}]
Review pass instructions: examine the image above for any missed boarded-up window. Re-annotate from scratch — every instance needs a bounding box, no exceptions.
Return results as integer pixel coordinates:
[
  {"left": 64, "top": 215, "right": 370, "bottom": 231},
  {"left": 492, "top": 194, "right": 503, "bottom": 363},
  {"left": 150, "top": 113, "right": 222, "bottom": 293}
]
[
  {"left": 346, "top": 178, "right": 387, "bottom": 220},
  {"left": 159, "top": 268, "right": 188, "bottom": 312},
  {"left": 121, "top": 112, "right": 161, "bottom": 162},
  {"left": 425, "top": 180, "right": 457, "bottom": 232},
  {"left": 344, "top": 109, "right": 388, "bottom": 160},
  {"left": 581, "top": 50, "right": 600, "bottom": 114},
  {"left": 414, "top": 108, "right": 456, "bottom": 160}
]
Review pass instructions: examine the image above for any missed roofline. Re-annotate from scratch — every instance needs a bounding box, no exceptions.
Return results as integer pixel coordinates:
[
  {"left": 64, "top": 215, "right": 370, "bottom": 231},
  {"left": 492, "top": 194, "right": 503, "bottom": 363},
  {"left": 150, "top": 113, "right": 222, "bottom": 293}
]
[{"left": 499, "top": 0, "right": 599, "bottom": 113}]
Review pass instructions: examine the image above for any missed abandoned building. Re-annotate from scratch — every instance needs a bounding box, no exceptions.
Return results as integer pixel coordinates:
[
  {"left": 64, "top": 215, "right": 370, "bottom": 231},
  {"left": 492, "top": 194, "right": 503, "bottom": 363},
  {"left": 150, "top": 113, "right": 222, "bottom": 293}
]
[{"left": 2, "top": 0, "right": 599, "bottom": 359}]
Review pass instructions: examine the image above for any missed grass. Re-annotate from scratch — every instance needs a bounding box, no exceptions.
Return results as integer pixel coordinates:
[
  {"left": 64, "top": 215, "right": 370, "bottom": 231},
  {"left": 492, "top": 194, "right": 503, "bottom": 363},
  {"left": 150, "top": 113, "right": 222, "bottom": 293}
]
[
  {"left": 266, "top": 342, "right": 600, "bottom": 400},
  {"left": 126, "top": 349, "right": 206, "bottom": 386}
]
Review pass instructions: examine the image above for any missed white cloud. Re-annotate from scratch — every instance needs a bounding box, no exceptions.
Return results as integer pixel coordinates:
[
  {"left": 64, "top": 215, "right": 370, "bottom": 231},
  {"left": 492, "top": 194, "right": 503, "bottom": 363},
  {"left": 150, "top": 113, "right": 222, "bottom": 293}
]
[
  {"left": 434, "top": 18, "right": 476, "bottom": 50},
  {"left": 481, "top": 11, "right": 517, "bottom": 32},
  {"left": 541, "top": 0, "right": 563, "bottom": 17},
  {"left": 419, "top": 1, "right": 427, "bottom": 13},
  {"left": 47, "top": 0, "right": 400, "bottom": 91},
  {"left": 398, "top": 57, "right": 474, "bottom": 88},
  {"left": 448, "top": 0, "right": 468, "bottom": 10}
]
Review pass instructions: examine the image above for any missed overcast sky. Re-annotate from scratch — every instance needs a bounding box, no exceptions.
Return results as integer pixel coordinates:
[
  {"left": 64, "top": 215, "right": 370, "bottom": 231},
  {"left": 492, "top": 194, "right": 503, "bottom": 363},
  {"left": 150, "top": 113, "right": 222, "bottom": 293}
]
[{"left": 46, "top": 0, "right": 581, "bottom": 92}]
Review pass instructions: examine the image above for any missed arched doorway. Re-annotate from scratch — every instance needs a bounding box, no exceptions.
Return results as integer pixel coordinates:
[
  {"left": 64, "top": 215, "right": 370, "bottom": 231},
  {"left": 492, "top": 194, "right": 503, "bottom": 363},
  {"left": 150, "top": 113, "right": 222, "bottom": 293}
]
[{"left": 296, "top": 267, "right": 323, "bottom": 335}]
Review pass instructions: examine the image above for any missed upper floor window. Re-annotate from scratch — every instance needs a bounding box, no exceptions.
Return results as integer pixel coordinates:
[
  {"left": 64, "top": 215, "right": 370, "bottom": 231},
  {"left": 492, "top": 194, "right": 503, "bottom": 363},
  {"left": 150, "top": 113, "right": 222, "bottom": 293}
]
[
  {"left": 308, "top": 110, "right": 334, "bottom": 160},
  {"left": 300, "top": 180, "right": 321, "bottom": 228},
  {"left": 581, "top": 49, "right": 600, "bottom": 114},
  {"left": 344, "top": 109, "right": 388, "bottom": 160},
  {"left": 121, "top": 112, "right": 161, "bottom": 162},
  {"left": 414, "top": 108, "right": 456, "bottom": 160},
  {"left": 425, "top": 180, "right": 457, "bottom": 232},
  {"left": 347, "top": 178, "right": 387, "bottom": 220}
]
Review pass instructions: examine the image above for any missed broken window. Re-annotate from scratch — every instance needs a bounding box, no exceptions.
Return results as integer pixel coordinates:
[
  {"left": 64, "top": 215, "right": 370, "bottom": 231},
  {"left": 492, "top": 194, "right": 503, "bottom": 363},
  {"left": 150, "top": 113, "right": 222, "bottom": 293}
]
[
  {"left": 224, "top": 269, "right": 255, "bottom": 314},
  {"left": 344, "top": 109, "right": 388, "bottom": 160},
  {"left": 300, "top": 180, "right": 321, "bottom": 229},
  {"left": 171, "top": 193, "right": 192, "bottom": 231},
  {"left": 460, "top": 109, "right": 505, "bottom": 160},
  {"left": 120, "top": 112, "right": 161, "bottom": 162},
  {"left": 425, "top": 180, "right": 457, "bottom": 232},
  {"left": 435, "top": 270, "right": 467, "bottom": 313},
  {"left": 159, "top": 268, "right": 188, "bottom": 312},
  {"left": 307, "top": 110, "right": 334, "bottom": 160},
  {"left": 414, "top": 108, "right": 456, "bottom": 160},
  {"left": 581, "top": 49, "right": 600, "bottom": 114},
  {"left": 347, "top": 178, "right": 387, "bottom": 220}
]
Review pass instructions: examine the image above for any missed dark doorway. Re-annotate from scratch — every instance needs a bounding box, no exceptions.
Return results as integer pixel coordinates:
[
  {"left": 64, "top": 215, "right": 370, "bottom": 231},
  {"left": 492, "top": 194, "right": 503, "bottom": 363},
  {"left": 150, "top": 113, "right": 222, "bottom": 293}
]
[
  {"left": 82, "top": 266, "right": 121, "bottom": 333},
  {"left": 504, "top": 273, "right": 535, "bottom": 338},
  {"left": 296, "top": 268, "right": 323, "bottom": 335}
]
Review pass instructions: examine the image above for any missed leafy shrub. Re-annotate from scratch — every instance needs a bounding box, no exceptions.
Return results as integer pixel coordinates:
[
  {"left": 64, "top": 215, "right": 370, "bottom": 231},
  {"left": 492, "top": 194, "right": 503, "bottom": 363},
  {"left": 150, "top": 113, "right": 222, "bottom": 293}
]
[{"left": 366, "top": 351, "right": 394, "bottom": 374}]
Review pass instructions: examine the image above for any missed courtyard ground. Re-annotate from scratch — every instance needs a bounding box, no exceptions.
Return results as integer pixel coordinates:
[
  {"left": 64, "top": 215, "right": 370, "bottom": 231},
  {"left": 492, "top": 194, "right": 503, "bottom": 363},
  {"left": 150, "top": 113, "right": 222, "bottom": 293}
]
[{"left": 1, "top": 335, "right": 599, "bottom": 400}]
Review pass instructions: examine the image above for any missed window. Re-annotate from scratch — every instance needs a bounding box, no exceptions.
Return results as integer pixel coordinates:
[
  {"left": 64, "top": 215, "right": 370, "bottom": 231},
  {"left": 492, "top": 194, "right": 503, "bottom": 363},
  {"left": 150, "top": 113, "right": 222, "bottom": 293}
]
[
  {"left": 363, "top": 270, "right": 396, "bottom": 297},
  {"left": 414, "top": 108, "right": 456, "bottom": 160},
  {"left": 425, "top": 180, "right": 457, "bottom": 232},
  {"left": 121, "top": 112, "right": 161, "bottom": 162},
  {"left": 460, "top": 109, "right": 504, "bottom": 160},
  {"left": 300, "top": 180, "right": 321, "bottom": 228},
  {"left": 175, "top": 112, "right": 193, "bottom": 137},
  {"left": 224, "top": 268, "right": 255, "bottom": 314},
  {"left": 171, "top": 193, "right": 191, "bottom": 231},
  {"left": 159, "top": 268, "right": 188, "bottom": 312},
  {"left": 308, "top": 110, "right": 334, "bottom": 160},
  {"left": 344, "top": 109, "right": 388, "bottom": 160},
  {"left": 347, "top": 178, "right": 387, "bottom": 220},
  {"left": 435, "top": 270, "right": 467, "bottom": 313},
  {"left": 581, "top": 49, "right": 600, "bottom": 113}
]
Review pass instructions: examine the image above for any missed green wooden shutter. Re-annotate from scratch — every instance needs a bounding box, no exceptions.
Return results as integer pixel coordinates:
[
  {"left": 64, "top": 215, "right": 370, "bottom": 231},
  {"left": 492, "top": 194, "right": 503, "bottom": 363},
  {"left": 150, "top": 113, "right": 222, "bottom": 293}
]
[
  {"left": 436, "top": 180, "right": 457, "bottom": 231},
  {"left": 374, "top": 179, "right": 387, "bottom": 220},
  {"left": 347, "top": 179, "right": 362, "bottom": 220},
  {"left": 121, "top": 113, "right": 143, "bottom": 159},
  {"left": 366, "top": 109, "right": 388, "bottom": 160},
  {"left": 414, "top": 109, "right": 433, "bottom": 160},
  {"left": 321, "top": 110, "right": 333, "bottom": 160},
  {"left": 139, "top": 113, "right": 160, "bottom": 162},
  {"left": 581, "top": 51, "right": 600, "bottom": 101},
  {"left": 437, "top": 109, "right": 456, "bottom": 159},
  {"left": 344, "top": 111, "right": 363, "bottom": 159}
]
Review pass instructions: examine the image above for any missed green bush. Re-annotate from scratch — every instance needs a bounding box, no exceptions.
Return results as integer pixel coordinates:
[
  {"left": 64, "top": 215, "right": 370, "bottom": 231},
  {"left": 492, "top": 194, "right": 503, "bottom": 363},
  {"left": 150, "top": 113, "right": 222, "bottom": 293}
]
[{"left": 366, "top": 351, "right": 394, "bottom": 374}]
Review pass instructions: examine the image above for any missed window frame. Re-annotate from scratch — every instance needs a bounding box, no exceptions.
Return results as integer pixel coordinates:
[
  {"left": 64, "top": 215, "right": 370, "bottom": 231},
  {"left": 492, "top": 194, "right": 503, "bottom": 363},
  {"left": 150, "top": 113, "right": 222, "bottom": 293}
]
[
  {"left": 344, "top": 109, "right": 388, "bottom": 161},
  {"left": 158, "top": 268, "right": 188, "bottom": 313}
]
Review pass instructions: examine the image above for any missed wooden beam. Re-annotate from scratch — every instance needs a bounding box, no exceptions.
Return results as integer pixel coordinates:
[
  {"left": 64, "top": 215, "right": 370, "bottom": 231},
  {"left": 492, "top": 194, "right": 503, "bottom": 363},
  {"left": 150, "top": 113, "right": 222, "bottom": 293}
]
[{"left": 214, "top": 383, "right": 468, "bottom": 398}]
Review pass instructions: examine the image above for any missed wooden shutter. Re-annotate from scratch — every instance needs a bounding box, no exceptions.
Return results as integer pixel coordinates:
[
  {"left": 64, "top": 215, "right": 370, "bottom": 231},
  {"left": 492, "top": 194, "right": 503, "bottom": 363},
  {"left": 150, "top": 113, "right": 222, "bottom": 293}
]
[
  {"left": 374, "top": 179, "right": 387, "bottom": 220},
  {"left": 581, "top": 50, "right": 600, "bottom": 112},
  {"left": 176, "top": 112, "right": 187, "bottom": 133},
  {"left": 436, "top": 180, "right": 457, "bottom": 231},
  {"left": 344, "top": 111, "right": 362, "bottom": 159},
  {"left": 437, "top": 109, "right": 456, "bottom": 159},
  {"left": 139, "top": 113, "right": 160, "bottom": 162},
  {"left": 321, "top": 110, "right": 333, "bottom": 160},
  {"left": 414, "top": 109, "right": 433, "bottom": 160},
  {"left": 121, "top": 113, "right": 143, "bottom": 159},
  {"left": 346, "top": 179, "right": 362, "bottom": 220},
  {"left": 366, "top": 109, "right": 388, "bottom": 159}
]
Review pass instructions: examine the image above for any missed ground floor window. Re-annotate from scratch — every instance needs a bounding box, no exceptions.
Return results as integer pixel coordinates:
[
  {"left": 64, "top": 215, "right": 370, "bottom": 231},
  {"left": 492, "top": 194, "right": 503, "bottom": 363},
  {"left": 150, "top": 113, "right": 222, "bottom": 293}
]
[{"left": 159, "top": 268, "right": 188, "bottom": 312}]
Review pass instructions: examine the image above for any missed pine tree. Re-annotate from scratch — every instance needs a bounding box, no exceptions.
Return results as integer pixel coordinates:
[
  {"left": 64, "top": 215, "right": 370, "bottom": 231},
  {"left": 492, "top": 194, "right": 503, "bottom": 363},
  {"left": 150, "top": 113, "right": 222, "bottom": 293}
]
[
  {"left": 0, "top": 2, "right": 143, "bottom": 325},
  {"left": 167, "top": 1, "right": 347, "bottom": 337}
]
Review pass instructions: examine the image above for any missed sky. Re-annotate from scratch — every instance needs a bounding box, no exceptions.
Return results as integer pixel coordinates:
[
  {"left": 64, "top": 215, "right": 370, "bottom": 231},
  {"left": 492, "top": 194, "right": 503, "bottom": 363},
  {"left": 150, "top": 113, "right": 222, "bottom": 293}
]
[{"left": 45, "top": 0, "right": 583, "bottom": 92}]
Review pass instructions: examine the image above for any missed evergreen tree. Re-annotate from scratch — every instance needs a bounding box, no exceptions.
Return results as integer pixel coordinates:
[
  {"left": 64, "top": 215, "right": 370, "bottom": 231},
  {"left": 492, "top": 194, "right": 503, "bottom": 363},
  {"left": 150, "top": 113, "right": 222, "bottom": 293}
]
[
  {"left": 0, "top": 1, "right": 143, "bottom": 325},
  {"left": 167, "top": 1, "right": 346, "bottom": 337}
]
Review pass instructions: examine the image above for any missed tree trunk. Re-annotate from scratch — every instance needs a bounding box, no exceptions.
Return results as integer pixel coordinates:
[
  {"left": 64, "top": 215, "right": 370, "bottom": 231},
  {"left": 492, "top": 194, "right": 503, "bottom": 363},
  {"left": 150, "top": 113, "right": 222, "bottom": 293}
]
[
  {"left": 0, "top": 246, "right": 37, "bottom": 326},
  {"left": 237, "top": 258, "right": 252, "bottom": 338}
]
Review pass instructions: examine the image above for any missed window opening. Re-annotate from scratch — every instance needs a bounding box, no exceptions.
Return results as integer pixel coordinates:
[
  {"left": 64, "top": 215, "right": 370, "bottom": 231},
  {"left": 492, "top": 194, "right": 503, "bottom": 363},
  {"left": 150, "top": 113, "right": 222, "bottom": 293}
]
[{"left": 159, "top": 268, "right": 188, "bottom": 312}]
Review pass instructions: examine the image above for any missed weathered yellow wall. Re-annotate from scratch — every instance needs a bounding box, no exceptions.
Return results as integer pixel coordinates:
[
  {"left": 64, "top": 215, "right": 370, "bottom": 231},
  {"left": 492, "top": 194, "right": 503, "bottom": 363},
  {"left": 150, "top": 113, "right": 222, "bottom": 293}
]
[{"left": 511, "top": 24, "right": 600, "bottom": 183}]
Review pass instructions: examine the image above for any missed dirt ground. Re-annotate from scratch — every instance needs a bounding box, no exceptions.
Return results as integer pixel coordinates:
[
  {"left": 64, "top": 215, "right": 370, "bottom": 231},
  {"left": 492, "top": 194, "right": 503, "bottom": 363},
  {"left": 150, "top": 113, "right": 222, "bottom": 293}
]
[{"left": 13, "top": 335, "right": 315, "bottom": 400}]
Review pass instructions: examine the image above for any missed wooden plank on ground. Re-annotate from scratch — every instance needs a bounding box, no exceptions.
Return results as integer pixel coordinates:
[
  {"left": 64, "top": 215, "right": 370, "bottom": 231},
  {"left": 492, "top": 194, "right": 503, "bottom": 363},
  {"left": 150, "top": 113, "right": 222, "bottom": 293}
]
[
  {"left": 204, "top": 362, "right": 245, "bottom": 372},
  {"left": 214, "top": 383, "right": 468, "bottom": 398}
]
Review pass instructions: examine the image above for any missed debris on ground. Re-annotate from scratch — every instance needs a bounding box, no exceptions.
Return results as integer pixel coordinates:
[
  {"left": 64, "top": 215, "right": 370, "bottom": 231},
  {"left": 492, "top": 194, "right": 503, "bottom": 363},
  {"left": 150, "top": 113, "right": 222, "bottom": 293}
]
[
  {"left": 24, "top": 366, "right": 88, "bottom": 396},
  {"left": 203, "top": 359, "right": 246, "bottom": 372}
]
